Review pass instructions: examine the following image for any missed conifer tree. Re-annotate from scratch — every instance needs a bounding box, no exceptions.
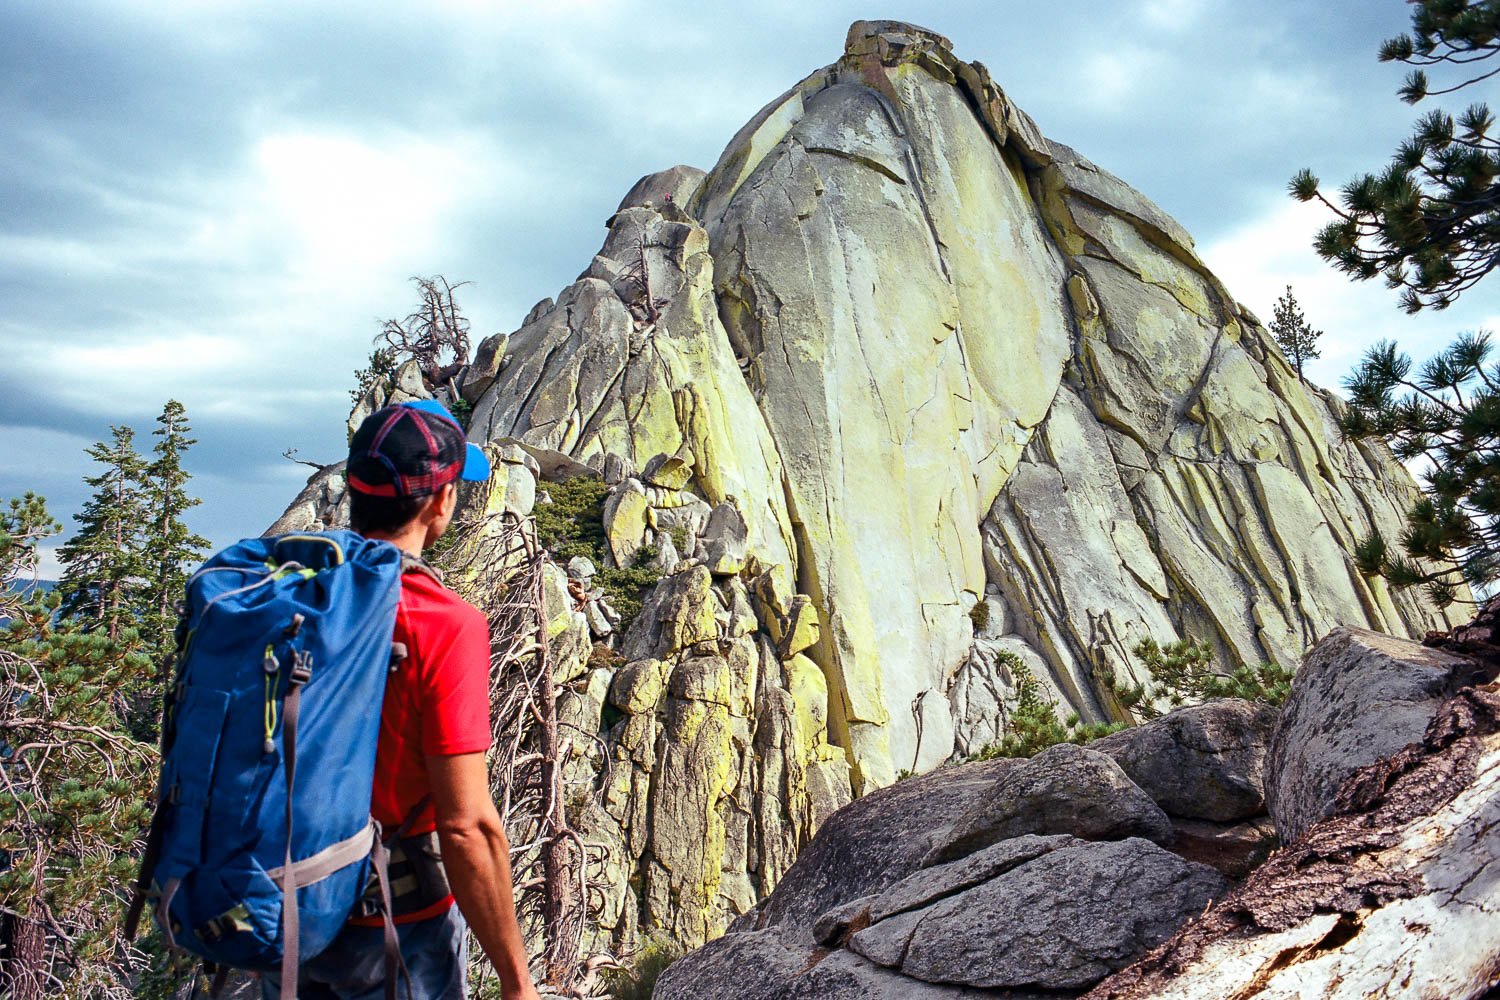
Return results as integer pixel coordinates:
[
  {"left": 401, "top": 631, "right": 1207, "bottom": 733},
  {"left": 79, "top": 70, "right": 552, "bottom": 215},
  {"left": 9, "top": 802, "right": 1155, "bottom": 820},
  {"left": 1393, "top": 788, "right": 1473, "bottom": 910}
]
[
  {"left": 1269, "top": 285, "right": 1323, "bottom": 379},
  {"left": 1291, "top": 0, "right": 1500, "bottom": 312},
  {"left": 1342, "top": 331, "right": 1500, "bottom": 606},
  {"left": 0, "top": 493, "right": 158, "bottom": 999},
  {"left": 141, "top": 400, "right": 208, "bottom": 666},
  {"left": 57, "top": 427, "right": 149, "bottom": 641}
]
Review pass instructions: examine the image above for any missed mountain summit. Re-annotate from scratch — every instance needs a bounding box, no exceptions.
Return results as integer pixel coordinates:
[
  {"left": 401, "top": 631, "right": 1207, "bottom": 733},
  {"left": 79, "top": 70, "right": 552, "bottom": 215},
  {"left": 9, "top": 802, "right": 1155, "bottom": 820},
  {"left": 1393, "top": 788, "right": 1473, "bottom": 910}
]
[{"left": 278, "top": 19, "right": 1458, "bottom": 953}]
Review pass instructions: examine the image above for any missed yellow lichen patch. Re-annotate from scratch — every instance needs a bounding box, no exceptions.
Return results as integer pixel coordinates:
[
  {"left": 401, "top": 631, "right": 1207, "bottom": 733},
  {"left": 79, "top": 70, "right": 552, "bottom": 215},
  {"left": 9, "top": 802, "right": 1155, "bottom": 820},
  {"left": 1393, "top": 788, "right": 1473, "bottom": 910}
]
[
  {"left": 1095, "top": 214, "right": 1215, "bottom": 320},
  {"left": 785, "top": 653, "right": 830, "bottom": 748}
]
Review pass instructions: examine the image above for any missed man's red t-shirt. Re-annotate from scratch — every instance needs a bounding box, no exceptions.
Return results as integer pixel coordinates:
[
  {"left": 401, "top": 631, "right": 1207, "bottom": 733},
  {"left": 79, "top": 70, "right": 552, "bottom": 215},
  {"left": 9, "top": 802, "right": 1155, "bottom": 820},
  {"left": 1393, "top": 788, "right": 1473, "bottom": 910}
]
[{"left": 353, "top": 567, "right": 492, "bottom": 925}]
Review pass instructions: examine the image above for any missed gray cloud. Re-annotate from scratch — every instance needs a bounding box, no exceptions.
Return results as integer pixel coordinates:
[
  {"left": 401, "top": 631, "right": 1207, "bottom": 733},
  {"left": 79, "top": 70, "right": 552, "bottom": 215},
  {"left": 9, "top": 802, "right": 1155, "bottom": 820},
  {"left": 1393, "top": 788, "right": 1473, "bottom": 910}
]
[{"left": 4, "top": 0, "right": 1497, "bottom": 560}]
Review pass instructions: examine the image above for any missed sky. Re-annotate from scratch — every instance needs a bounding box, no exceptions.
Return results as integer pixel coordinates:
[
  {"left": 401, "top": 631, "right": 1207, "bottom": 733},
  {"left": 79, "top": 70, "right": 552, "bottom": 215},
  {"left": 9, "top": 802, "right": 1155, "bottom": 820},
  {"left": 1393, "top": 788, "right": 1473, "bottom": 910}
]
[{"left": 4, "top": 0, "right": 1499, "bottom": 577}]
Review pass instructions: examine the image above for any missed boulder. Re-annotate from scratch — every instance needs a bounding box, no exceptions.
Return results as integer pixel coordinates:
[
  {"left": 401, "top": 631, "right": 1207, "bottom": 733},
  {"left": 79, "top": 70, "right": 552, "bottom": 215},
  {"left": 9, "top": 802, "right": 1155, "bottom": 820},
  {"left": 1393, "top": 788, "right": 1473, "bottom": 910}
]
[
  {"left": 602, "top": 480, "right": 650, "bottom": 568},
  {"left": 854, "top": 839, "right": 1226, "bottom": 991},
  {"left": 616, "top": 164, "right": 707, "bottom": 214},
  {"left": 930, "top": 743, "right": 1173, "bottom": 863},
  {"left": 1093, "top": 699, "right": 1277, "bottom": 822},
  {"left": 462, "top": 330, "right": 510, "bottom": 403},
  {"left": 1086, "top": 683, "right": 1500, "bottom": 1000},
  {"left": 863, "top": 833, "right": 1076, "bottom": 924},
  {"left": 1265, "top": 626, "right": 1480, "bottom": 842},
  {"left": 390, "top": 359, "right": 430, "bottom": 401},
  {"left": 777, "top": 595, "right": 821, "bottom": 658},
  {"left": 754, "top": 757, "right": 1015, "bottom": 932},
  {"left": 700, "top": 502, "right": 749, "bottom": 577},
  {"left": 661, "top": 758, "right": 1226, "bottom": 1000},
  {"left": 620, "top": 565, "right": 719, "bottom": 661}
]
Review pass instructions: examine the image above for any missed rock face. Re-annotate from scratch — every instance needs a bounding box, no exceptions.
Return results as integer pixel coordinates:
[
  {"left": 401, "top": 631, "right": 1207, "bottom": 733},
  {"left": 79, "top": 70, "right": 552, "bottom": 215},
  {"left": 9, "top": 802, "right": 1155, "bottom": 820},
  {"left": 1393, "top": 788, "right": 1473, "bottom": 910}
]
[
  {"left": 276, "top": 18, "right": 1461, "bottom": 957},
  {"left": 657, "top": 703, "right": 1238, "bottom": 1000},
  {"left": 461, "top": 18, "right": 1454, "bottom": 797},
  {"left": 1087, "top": 634, "right": 1500, "bottom": 1000},
  {"left": 1265, "top": 626, "right": 1482, "bottom": 841}
]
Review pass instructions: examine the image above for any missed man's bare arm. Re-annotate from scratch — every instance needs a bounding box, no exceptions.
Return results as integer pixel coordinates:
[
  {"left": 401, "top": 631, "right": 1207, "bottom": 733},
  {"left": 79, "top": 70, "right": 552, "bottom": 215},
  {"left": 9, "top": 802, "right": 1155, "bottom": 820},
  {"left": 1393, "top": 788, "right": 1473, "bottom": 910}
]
[{"left": 427, "top": 751, "right": 540, "bottom": 1000}]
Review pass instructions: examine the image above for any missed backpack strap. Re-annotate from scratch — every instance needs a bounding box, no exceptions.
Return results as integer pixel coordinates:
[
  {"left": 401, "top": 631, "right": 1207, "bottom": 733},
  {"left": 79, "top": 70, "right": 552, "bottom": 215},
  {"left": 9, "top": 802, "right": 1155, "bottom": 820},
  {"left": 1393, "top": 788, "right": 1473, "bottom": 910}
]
[
  {"left": 277, "top": 647, "right": 313, "bottom": 1000},
  {"left": 368, "top": 828, "right": 415, "bottom": 1000},
  {"left": 400, "top": 550, "right": 444, "bottom": 585}
]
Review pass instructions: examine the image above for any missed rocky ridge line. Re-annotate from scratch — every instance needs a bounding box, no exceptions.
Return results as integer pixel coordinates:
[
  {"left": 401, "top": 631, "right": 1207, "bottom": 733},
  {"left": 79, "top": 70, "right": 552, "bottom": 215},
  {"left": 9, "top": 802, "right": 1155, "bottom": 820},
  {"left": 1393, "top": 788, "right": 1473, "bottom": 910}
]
[{"left": 273, "top": 19, "right": 1462, "bottom": 955}]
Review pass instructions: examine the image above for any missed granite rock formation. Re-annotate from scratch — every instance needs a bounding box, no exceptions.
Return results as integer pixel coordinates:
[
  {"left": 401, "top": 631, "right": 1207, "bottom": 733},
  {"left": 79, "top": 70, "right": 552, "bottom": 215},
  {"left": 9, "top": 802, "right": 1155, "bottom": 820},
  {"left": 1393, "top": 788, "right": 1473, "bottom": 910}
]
[
  {"left": 657, "top": 632, "right": 1500, "bottom": 1000},
  {"left": 1088, "top": 632, "right": 1500, "bottom": 1000},
  {"left": 276, "top": 19, "right": 1462, "bottom": 954}
]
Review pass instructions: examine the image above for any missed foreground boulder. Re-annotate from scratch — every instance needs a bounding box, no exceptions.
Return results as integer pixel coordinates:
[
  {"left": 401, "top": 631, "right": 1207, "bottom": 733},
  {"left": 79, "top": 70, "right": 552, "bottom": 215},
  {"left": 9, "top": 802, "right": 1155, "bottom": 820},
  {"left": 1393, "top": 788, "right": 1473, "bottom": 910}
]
[
  {"left": 1265, "top": 626, "right": 1484, "bottom": 841},
  {"left": 656, "top": 703, "right": 1248, "bottom": 1000},
  {"left": 1088, "top": 679, "right": 1500, "bottom": 1000},
  {"left": 849, "top": 838, "right": 1224, "bottom": 991},
  {"left": 660, "top": 621, "right": 1500, "bottom": 998},
  {"left": 929, "top": 743, "right": 1172, "bottom": 862},
  {"left": 1094, "top": 699, "right": 1276, "bottom": 823}
]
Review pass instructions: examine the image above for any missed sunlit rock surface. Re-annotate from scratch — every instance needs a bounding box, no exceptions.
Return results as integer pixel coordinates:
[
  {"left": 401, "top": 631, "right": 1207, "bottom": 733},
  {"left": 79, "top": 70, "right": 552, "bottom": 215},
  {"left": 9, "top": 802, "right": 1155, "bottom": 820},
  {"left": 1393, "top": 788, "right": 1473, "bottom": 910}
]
[{"left": 277, "top": 18, "right": 1462, "bottom": 955}]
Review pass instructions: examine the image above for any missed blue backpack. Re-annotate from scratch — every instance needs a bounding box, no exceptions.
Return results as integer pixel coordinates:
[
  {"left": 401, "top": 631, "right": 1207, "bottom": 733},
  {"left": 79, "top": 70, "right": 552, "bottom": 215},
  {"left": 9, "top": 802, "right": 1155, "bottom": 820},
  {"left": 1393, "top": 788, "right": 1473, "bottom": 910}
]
[{"left": 126, "top": 532, "right": 413, "bottom": 998}]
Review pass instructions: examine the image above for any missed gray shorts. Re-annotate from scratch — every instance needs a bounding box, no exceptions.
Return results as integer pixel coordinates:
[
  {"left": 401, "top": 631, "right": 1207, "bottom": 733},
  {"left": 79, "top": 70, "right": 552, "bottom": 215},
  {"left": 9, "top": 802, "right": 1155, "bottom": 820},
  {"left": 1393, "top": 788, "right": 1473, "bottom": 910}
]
[{"left": 260, "top": 906, "right": 468, "bottom": 1000}]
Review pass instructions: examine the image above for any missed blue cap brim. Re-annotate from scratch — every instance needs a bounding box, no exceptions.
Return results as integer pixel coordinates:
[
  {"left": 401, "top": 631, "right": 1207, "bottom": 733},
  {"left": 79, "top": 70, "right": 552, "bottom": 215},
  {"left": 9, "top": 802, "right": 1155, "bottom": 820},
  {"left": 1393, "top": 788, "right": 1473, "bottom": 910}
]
[
  {"left": 462, "top": 442, "right": 491, "bottom": 482},
  {"left": 397, "top": 399, "right": 491, "bottom": 483}
]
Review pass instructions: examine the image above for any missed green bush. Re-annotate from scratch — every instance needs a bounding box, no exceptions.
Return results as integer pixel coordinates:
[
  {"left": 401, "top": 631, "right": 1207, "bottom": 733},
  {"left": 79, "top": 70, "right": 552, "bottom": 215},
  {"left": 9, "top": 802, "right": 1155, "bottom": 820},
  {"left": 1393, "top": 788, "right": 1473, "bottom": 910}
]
[
  {"left": 533, "top": 477, "right": 660, "bottom": 630},
  {"left": 1118, "top": 637, "right": 1294, "bottom": 718},
  {"left": 602, "top": 935, "right": 684, "bottom": 1000},
  {"left": 968, "top": 652, "right": 1125, "bottom": 760},
  {"left": 533, "top": 477, "right": 610, "bottom": 556},
  {"left": 348, "top": 347, "right": 399, "bottom": 407}
]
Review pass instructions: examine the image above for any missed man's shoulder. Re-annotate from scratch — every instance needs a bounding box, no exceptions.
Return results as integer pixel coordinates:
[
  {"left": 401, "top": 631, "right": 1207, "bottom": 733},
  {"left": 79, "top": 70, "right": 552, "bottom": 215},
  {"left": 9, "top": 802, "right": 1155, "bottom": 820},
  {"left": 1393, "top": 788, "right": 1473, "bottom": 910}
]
[{"left": 399, "top": 569, "right": 487, "bottom": 631}]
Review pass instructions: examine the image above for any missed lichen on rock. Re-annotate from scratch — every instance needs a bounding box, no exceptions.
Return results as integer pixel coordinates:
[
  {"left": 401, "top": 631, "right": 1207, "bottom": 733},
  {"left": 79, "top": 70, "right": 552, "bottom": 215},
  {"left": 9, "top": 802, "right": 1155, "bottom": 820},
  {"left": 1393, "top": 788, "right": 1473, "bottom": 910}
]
[{"left": 273, "top": 16, "right": 1468, "bottom": 963}]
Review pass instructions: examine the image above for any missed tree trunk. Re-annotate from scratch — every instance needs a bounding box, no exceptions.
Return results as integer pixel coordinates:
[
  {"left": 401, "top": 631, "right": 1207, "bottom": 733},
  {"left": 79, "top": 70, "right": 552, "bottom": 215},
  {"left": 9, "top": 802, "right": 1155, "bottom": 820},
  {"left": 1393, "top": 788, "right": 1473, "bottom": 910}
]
[
  {"left": 3, "top": 901, "right": 49, "bottom": 1000},
  {"left": 533, "top": 563, "right": 579, "bottom": 987}
]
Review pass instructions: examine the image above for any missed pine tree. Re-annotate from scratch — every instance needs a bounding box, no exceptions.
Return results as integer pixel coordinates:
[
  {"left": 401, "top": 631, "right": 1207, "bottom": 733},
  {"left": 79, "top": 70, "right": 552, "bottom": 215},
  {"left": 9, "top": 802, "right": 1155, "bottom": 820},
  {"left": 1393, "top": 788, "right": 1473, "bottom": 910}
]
[
  {"left": 57, "top": 427, "right": 150, "bottom": 641},
  {"left": 1269, "top": 285, "right": 1323, "bottom": 379},
  {"left": 1291, "top": 1, "right": 1500, "bottom": 312},
  {"left": 0, "top": 493, "right": 159, "bottom": 999},
  {"left": 141, "top": 400, "right": 208, "bottom": 667},
  {"left": 1342, "top": 331, "right": 1500, "bottom": 606}
]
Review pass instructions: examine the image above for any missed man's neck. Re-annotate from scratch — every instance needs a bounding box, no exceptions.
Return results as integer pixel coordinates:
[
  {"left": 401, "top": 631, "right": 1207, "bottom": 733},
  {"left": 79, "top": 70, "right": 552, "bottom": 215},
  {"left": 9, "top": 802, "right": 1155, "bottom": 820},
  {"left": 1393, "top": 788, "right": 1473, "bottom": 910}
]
[{"left": 361, "top": 525, "right": 427, "bottom": 558}]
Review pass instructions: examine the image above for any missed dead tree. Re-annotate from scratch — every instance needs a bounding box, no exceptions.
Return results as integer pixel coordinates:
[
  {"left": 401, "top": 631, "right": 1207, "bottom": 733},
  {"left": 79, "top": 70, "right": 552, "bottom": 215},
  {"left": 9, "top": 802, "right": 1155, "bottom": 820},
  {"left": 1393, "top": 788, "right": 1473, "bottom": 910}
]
[
  {"left": 436, "top": 488, "right": 601, "bottom": 993},
  {"left": 619, "top": 239, "right": 669, "bottom": 329},
  {"left": 378, "top": 276, "right": 473, "bottom": 390}
]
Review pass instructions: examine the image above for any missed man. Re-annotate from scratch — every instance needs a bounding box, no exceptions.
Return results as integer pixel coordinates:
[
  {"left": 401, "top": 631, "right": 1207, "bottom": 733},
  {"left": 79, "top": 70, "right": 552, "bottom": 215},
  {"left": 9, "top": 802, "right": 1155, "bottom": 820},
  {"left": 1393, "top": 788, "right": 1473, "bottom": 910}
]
[{"left": 263, "top": 399, "right": 540, "bottom": 1000}]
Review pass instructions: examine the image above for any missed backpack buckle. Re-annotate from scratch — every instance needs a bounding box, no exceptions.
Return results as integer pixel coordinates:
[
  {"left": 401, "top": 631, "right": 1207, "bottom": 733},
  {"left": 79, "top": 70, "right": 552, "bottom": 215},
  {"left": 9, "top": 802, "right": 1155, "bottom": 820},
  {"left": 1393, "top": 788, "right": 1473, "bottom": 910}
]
[{"left": 289, "top": 650, "right": 313, "bottom": 685}]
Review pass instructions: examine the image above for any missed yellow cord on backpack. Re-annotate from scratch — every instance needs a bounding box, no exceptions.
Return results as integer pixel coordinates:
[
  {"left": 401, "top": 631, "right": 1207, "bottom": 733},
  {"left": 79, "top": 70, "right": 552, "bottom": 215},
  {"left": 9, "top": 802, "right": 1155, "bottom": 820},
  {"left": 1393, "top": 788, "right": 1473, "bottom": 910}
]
[{"left": 262, "top": 644, "right": 279, "bottom": 755}]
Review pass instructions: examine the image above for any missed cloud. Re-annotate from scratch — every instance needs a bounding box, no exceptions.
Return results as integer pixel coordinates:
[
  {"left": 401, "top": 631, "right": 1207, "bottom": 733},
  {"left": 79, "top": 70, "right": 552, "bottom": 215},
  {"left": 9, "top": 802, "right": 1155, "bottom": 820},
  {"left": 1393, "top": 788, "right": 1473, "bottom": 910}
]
[
  {"left": 230, "top": 128, "right": 499, "bottom": 288},
  {"left": 1, "top": 0, "right": 1487, "bottom": 556},
  {"left": 1139, "top": 0, "right": 1207, "bottom": 30},
  {"left": 1200, "top": 196, "right": 1500, "bottom": 389},
  {"left": 1076, "top": 47, "right": 1163, "bottom": 111}
]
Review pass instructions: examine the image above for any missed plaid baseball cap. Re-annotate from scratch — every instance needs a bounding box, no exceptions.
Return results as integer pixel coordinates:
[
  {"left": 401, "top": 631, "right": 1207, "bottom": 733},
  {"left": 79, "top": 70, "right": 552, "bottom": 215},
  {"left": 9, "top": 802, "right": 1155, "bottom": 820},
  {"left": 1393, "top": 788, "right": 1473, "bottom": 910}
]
[{"left": 347, "top": 400, "right": 492, "bottom": 497}]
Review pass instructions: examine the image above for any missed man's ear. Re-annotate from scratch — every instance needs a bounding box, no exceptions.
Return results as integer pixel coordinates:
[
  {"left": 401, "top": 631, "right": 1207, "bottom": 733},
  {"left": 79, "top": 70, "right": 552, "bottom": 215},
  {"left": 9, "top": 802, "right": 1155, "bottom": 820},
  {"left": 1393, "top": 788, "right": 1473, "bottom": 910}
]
[{"left": 436, "top": 481, "right": 459, "bottom": 518}]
